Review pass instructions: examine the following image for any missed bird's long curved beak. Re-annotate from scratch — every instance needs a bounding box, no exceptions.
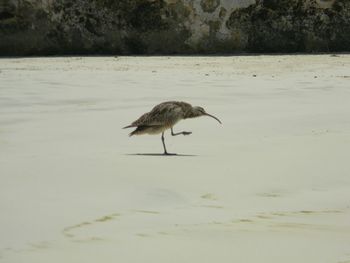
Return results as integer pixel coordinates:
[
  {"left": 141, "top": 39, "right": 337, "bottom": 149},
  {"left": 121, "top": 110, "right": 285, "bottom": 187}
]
[{"left": 205, "top": 113, "right": 222, "bottom": 124}]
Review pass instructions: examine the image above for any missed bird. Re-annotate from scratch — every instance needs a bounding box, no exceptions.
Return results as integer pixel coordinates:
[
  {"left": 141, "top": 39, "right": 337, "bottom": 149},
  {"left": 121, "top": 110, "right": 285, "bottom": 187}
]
[{"left": 123, "top": 101, "right": 221, "bottom": 155}]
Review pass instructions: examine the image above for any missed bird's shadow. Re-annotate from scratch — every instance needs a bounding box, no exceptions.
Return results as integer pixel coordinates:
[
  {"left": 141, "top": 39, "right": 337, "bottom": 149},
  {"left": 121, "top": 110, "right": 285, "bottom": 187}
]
[{"left": 126, "top": 153, "right": 197, "bottom": 157}]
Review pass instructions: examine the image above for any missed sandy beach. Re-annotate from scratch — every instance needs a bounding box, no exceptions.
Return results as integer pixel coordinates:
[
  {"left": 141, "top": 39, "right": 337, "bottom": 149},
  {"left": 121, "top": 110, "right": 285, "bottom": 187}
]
[{"left": 0, "top": 55, "right": 350, "bottom": 263}]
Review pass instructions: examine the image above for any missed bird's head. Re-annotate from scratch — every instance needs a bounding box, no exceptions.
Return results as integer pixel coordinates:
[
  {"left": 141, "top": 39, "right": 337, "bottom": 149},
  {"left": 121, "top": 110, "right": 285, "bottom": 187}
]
[{"left": 192, "top": 106, "right": 222, "bottom": 124}]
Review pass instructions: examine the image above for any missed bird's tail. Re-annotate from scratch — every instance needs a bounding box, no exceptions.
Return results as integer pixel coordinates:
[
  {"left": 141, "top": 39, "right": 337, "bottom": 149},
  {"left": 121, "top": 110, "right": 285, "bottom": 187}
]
[
  {"left": 123, "top": 124, "right": 140, "bottom": 136},
  {"left": 129, "top": 130, "right": 138, "bottom": 137},
  {"left": 128, "top": 125, "right": 149, "bottom": 137}
]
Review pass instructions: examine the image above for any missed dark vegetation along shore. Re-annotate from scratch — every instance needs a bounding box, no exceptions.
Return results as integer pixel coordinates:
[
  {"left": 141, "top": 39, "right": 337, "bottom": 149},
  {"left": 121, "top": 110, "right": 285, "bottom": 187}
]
[{"left": 0, "top": 0, "right": 349, "bottom": 56}]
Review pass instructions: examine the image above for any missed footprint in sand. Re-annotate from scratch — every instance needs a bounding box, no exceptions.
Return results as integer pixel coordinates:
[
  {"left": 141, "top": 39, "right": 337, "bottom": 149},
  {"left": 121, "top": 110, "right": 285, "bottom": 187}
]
[
  {"left": 62, "top": 213, "right": 121, "bottom": 238},
  {"left": 200, "top": 193, "right": 218, "bottom": 200},
  {"left": 62, "top": 210, "right": 163, "bottom": 241},
  {"left": 257, "top": 192, "right": 282, "bottom": 198}
]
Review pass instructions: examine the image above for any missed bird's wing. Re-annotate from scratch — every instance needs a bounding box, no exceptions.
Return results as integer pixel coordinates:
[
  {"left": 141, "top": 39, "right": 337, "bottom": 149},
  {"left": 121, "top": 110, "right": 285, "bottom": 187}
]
[
  {"left": 129, "top": 112, "right": 155, "bottom": 126},
  {"left": 130, "top": 101, "right": 188, "bottom": 127}
]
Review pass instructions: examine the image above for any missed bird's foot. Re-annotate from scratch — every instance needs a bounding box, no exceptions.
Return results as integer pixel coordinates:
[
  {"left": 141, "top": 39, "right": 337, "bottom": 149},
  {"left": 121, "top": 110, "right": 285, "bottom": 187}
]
[
  {"left": 182, "top": 131, "right": 192, "bottom": 136},
  {"left": 163, "top": 152, "right": 177, "bottom": 156}
]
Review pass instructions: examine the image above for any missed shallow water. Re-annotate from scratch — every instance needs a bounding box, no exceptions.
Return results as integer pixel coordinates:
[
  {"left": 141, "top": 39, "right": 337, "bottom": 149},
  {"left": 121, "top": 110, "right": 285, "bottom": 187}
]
[{"left": 1, "top": 56, "right": 350, "bottom": 263}]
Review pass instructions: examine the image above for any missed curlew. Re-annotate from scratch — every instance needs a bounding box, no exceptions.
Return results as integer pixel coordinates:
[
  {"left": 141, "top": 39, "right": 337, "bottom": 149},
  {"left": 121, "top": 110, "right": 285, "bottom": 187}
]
[{"left": 123, "top": 101, "right": 221, "bottom": 155}]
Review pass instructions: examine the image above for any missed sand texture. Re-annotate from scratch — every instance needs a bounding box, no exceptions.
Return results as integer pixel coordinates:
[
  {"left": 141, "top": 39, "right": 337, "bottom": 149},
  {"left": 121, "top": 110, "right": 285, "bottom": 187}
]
[{"left": 0, "top": 55, "right": 350, "bottom": 262}]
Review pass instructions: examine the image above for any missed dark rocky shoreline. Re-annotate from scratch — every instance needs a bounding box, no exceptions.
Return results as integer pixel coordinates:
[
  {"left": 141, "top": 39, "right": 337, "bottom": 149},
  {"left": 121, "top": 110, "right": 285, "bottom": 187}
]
[{"left": 1, "top": 0, "right": 349, "bottom": 56}]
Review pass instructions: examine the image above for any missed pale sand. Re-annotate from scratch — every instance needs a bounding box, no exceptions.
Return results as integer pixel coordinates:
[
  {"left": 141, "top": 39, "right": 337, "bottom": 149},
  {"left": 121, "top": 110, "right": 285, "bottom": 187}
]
[{"left": 0, "top": 55, "right": 350, "bottom": 263}]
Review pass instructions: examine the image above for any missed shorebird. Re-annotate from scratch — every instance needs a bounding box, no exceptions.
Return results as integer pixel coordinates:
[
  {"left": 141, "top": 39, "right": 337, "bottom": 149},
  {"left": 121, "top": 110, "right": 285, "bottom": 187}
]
[{"left": 123, "top": 101, "right": 221, "bottom": 155}]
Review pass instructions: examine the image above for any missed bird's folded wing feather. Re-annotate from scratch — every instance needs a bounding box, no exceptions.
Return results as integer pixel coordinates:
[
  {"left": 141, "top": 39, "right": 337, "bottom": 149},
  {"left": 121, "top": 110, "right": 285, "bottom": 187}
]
[{"left": 131, "top": 102, "right": 184, "bottom": 127}]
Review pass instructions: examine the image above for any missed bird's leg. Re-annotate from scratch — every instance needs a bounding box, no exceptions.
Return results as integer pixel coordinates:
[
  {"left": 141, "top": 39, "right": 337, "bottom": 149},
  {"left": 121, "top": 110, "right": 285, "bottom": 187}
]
[
  {"left": 161, "top": 132, "right": 176, "bottom": 155},
  {"left": 161, "top": 132, "right": 169, "bottom": 155},
  {"left": 171, "top": 127, "right": 192, "bottom": 136}
]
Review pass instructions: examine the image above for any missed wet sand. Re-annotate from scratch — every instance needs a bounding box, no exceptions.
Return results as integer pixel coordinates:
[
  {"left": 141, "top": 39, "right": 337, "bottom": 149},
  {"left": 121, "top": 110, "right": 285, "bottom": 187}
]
[{"left": 1, "top": 55, "right": 350, "bottom": 263}]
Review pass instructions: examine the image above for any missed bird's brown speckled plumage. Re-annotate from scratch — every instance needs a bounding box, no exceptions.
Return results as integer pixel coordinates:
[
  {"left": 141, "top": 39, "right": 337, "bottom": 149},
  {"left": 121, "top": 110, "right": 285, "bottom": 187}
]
[
  {"left": 125, "top": 101, "right": 193, "bottom": 136},
  {"left": 123, "top": 101, "right": 221, "bottom": 155}
]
